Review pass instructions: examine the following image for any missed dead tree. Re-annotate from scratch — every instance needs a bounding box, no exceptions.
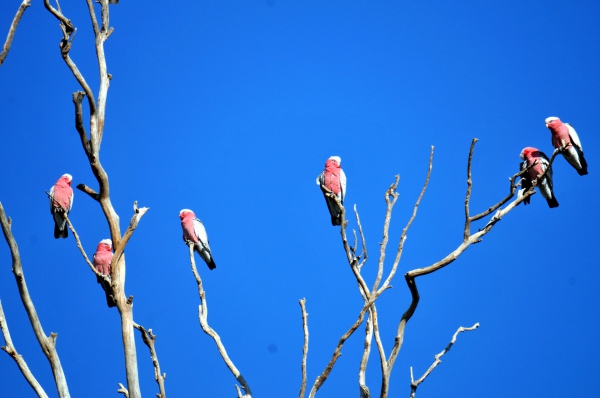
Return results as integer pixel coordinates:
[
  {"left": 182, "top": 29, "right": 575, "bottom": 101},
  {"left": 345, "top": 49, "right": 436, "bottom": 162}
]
[{"left": 304, "top": 140, "right": 560, "bottom": 397}]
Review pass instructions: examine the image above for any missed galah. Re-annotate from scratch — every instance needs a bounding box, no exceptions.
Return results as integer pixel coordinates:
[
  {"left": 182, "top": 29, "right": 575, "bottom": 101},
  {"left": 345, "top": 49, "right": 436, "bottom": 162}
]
[
  {"left": 92, "top": 239, "right": 116, "bottom": 308},
  {"left": 545, "top": 116, "right": 588, "bottom": 175},
  {"left": 180, "top": 209, "right": 216, "bottom": 270},
  {"left": 316, "top": 156, "right": 346, "bottom": 226},
  {"left": 49, "top": 174, "right": 74, "bottom": 239},
  {"left": 519, "top": 147, "right": 559, "bottom": 208}
]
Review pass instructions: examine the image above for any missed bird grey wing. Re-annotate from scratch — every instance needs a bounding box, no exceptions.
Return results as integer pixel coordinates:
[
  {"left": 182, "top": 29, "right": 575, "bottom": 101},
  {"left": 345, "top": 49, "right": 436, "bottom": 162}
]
[
  {"left": 49, "top": 185, "right": 55, "bottom": 212},
  {"left": 69, "top": 190, "right": 74, "bottom": 213},
  {"left": 339, "top": 169, "right": 347, "bottom": 204},
  {"left": 566, "top": 123, "right": 583, "bottom": 151},
  {"left": 193, "top": 218, "right": 211, "bottom": 251},
  {"left": 538, "top": 155, "right": 554, "bottom": 191},
  {"left": 316, "top": 171, "right": 325, "bottom": 186},
  {"left": 519, "top": 161, "right": 532, "bottom": 190}
]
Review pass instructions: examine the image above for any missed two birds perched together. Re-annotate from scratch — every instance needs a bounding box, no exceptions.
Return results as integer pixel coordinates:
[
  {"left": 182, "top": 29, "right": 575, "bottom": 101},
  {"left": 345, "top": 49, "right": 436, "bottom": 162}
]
[
  {"left": 315, "top": 116, "right": 588, "bottom": 224},
  {"left": 47, "top": 175, "right": 217, "bottom": 308},
  {"left": 520, "top": 116, "right": 588, "bottom": 208}
]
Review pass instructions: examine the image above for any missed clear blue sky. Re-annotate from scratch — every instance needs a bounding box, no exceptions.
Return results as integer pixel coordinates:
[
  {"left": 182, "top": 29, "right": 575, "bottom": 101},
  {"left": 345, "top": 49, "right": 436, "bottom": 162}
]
[{"left": 1, "top": 1, "right": 599, "bottom": 397}]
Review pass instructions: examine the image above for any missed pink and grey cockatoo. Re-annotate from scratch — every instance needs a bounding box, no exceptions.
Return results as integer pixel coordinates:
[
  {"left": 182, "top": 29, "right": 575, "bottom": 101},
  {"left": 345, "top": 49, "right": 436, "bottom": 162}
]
[
  {"left": 519, "top": 147, "right": 559, "bottom": 208},
  {"left": 92, "top": 239, "right": 116, "bottom": 308},
  {"left": 49, "top": 174, "right": 74, "bottom": 239},
  {"left": 316, "top": 156, "right": 346, "bottom": 226},
  {"left": 545, "top": 117, "right": 588, "bottom": 176},
  {"left": 180, "top": 209, "right": 216, "bottom": 270}
]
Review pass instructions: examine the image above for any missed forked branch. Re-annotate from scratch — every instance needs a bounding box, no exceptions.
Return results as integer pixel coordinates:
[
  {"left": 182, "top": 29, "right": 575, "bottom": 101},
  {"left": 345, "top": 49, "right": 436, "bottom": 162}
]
[
  {"left": 410, "top": 323, "right": 479, "bottom": 397},
  {"left": 0, "top": 0, "right": 31, "bottom": 66},
  {"left": 187, "top": 244, "right": 252, "bottom": 397}
]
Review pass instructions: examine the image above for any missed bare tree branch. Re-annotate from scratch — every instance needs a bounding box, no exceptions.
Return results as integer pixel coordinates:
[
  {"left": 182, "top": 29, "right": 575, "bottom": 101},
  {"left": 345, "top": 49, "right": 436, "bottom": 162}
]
[
  {"left": 0, "top": 301, "right": 49, "bottom": 398},
  {"left": 111, "top": 201, "right": 149, "bottom": 272},
  {"left": 187, "top": 244, "right": 252, "bottom": 397},
  {"left": 410, "top": 323, "right": 480, "bottom": 397},
  {"left": 463, "top": 139, "right": 477, "bottom": 240},
  {"left": 0, "top": 0, "right": 31, "bottom": 66},
  {"left": 299, "top": 299, "right": 309, "bottom": 398},
  {"left": 358, "top": 314, "right": 373, "bottom": 398},
  {"left": 75, "top": 183, "right": 100, "bottom": 201},
  {"left": 0, "top": 203, "right": 71, "bottom": 398},
  {"left": 133, "top": 322, "right": 166, "bottom": 398}
]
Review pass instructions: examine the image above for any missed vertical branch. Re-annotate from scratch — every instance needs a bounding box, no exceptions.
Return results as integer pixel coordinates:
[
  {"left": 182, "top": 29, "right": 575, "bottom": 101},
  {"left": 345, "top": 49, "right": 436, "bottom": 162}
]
[
  {"left": 463, "top": 139, "right": 477, "bottom": 241},
  {"left": 0, "top": 0, "right": 31, "bottom": 66},
  {"left": 358, "top": 313, "right": 373, "bottom": 398},
  {"left": 133, "top": 323, "right": 166, "bottom": 398},
  {"left": 0, "top": 301, "right": 49, "bottom": 398},
  {"left": 188, "top": 245, "right": 252, "bottom": 397},
  {"left": 298, "top": 299, "right": 309, "bottom": 398},
  {"left": 373, "top": 176, "right": 399, "bottom": 290},
  {"left": 0, "top": 203, "right": 71, "bottom": 398}
]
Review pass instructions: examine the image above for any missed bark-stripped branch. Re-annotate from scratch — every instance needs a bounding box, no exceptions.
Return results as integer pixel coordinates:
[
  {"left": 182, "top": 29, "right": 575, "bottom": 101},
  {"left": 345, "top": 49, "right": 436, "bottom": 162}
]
[
  {"left": 111, "top": 201, "right": 149, "bottom": 272},
  {"left": 410, "top": 323, "right": 479, "bottom": 397},
  {"left": 463, "top": 139, "right": 477, "bottom": 241},
  {"left": 117, "top": 383, "right": 129, "bottom": 397},
  {"left": 299, "top": 299, "right": 308, "bottom": 398},
  {"left": 133, "top": 322, "right": 166, "bottom": 398},
  {"left": 0, "top": 0, "right": 31, "bottom": 66},
  {"left": 0, "top": 203, "right": 71, "bottom": 398},
  {"left": 0, "top": 301, "right": 49, "bottom": 398},
  {"left": 187, "top": 244, "right": 252, "bottom": 397}
]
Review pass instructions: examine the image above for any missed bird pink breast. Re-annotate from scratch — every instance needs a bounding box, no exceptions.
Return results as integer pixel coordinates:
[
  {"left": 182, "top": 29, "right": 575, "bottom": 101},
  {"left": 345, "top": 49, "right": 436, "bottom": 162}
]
[
  {"left": 181, "top": 215, "right": 200, "bottom": 243},
  {"left": 93, "top": 246, "right": 113, "bottom": 275},
  {"left": 526, "top": 154, "right": 544, "bottom": 178},
  {"left": 52, "top": 181, "right": 73, "bottom": 210},
  {"left": 549, "top": 121, "right": 572, "bottom": 148},
  {"left": 324, "top": 160, "right": 341, "bottom": 194}
]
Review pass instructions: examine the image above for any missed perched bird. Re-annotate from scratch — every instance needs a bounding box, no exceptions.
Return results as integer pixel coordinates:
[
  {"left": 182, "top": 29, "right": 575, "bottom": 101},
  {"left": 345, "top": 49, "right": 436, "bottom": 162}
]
[
  {"left": 49, "top": 174, "right": 74, "bottom": 239},
  {"left": 545, "top": 116, "right": 588, "bottom": 175},
  {"left": 316, "top": 156, "right": 346, "bottom": 226},
  {"left": 180, "top": 209, "right": 216, "bottom": 270},
  {"left": 92, "top": 239, "right": 116, "bottom": 308},
  {"left": 519, "top": 147, "right": 559, "bottom": 208}
]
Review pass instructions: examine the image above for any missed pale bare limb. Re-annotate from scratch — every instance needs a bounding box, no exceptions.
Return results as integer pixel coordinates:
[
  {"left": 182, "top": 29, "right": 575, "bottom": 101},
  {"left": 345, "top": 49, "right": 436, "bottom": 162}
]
[
  {"left": 299, "top": 299, "right": 308, "bottom": 398},
  {"left": 235, "top": 385, "right": 243, "bottom": 398},
  {"left": 75, "top": 183, "right": 100, "bottom": 201},
  {"left": 354, "top": 206, "right": 368, "bottom": 270},
  {"left": 374, "top": 176, "right": 400, "bottom": 291},
  {"left": 0, "top": 301, "right": 48, "bottom": 398},
  {"left": 410, "top": 323, "right": 480, "bottom": 397},
  {"left": 111, "top": 201, "right": 149, "bottom": 271},
  {"left": 188, "top": 244, "right": 252, "bottom": 397},
  {"left": 358, "top": 314, "right": 372, "bottom": 398},
  {"left": 0, "top": 0, "right": 31, "bottom": 66},
  {"left": 0, "top": 203, "right": 71, "bottom": 398},
  {"left": 133, "top": 322, "right": 166, "bottom": 398}
]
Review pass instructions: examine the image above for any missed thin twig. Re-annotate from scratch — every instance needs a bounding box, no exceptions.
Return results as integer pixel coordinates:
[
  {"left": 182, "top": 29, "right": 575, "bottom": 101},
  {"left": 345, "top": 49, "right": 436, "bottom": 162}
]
[
  {"left": 133, "top": 322, "right": 166, "bottom": 398},
  {"left": 299, "top": 299, "right": 308, "bottom": 398},
  {"left": 0, "top": 0, "right": 31, "bottom": 66},
  {"left": 410, "top": 323, "right": 480, "bottom": 397},
  {"left": 0, "top": 203, "right": 71, "bottom": 398},
  {"left": 0, "top": 301, "right": 49, "bottom": 398},
  {"left": 111, "top": 201, "right": 149, "bottom": 273},
  {"left": 188, "top": 244, "right": 252, "bottom": 397}
]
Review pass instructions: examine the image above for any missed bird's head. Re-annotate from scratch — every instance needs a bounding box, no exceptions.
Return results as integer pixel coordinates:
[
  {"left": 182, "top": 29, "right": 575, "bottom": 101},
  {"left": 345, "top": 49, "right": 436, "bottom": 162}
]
[
  {"left": 328, "top": 156, "right": 341, "bottom": 165},
  {"left": 520, "top": 147, "right": 538, "bottom": 160},
  {"left": 60, "top": 174, "right": 73, "bottom": 185},
  {"left": 179, "top": 209, "right": 194, "bottom": 220},
  {"left": 98, "top": 239, "right": 112, "bottom": 251},
  {"left": 545, "top": 116, "right": 561, "bottom": 130}
]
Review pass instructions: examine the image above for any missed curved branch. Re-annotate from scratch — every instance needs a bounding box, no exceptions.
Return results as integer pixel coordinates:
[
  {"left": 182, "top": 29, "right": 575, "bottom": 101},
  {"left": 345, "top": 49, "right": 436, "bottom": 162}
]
[
  {"left": 0, "top": 0, "right": 31, "bottom": 66},
  {"left": 188, "top": 244, "right": 252, "bottom": 397},
  {"left": 0, "top": 203, "right": 71, "bottom": 398},
  {"left": 133, "top": 322, "right": 166, "bottom": 398},
  {"left": 0, "top": 301, "right": 49, "bottom": 398}
]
